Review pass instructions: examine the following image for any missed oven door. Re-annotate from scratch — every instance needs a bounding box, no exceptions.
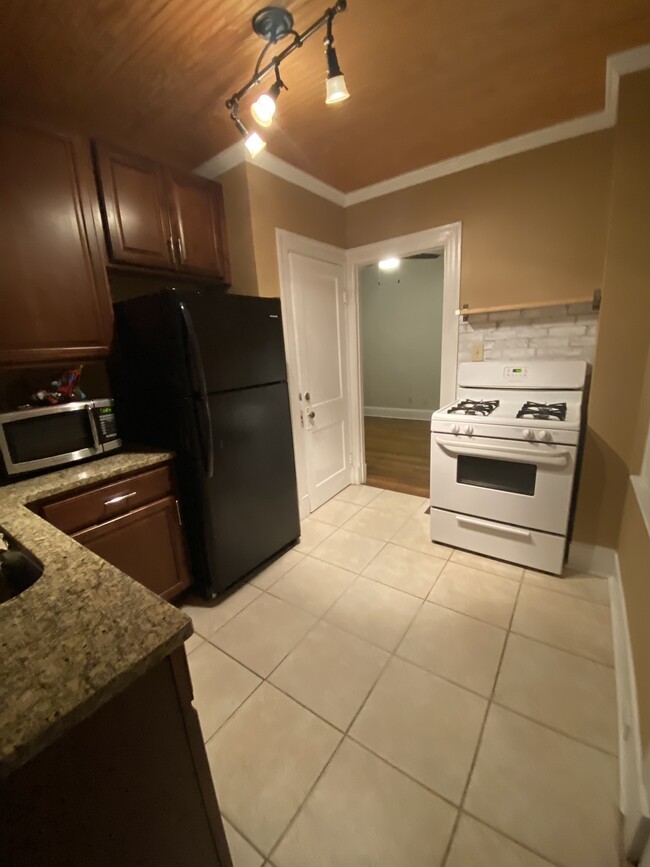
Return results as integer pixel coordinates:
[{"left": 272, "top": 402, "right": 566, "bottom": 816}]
[
  {"left": 0, "top": 402, "right": 102, "bottom": 477},
  {"left": 430, "top": 434, "right": 577, "bottom": 535}
]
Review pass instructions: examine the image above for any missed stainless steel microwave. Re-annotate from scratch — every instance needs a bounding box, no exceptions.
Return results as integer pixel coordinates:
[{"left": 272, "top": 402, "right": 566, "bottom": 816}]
[{"left": 0, "top": 399, "right": 121, "bottom": 479}]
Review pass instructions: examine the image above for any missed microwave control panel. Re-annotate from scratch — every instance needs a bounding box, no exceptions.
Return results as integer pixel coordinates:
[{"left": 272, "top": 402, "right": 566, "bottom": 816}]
[{"left": 95, "top": 405, "right": 119, "bottom": 441}]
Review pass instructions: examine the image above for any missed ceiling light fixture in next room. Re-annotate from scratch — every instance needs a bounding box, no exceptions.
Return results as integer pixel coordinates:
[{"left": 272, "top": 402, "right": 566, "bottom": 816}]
[
  {"left": 226, "top": 2, "right": 350, "bottom": 157},
  {"left": 378, "top": 258, "right": 401, "bottom": 272}
]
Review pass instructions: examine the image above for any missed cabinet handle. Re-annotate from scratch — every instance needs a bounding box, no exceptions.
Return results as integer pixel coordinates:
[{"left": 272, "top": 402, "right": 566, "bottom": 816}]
[
  {"left": 167, "top": 235, "right": 176, "bottom": 264},
  {"left": 175, "top": 236, "right": 185, "bottom": 264},
  {"left": 104, "top": 492, "right": 137, "bottom": 507},
  {"left": 175, "top": 499, "right": 183, "bottom": 526}
]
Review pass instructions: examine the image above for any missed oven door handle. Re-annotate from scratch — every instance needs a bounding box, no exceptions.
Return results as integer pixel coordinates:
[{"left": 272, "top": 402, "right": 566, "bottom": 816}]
[{"left": 434, "top": 436, "right": 572, "bottom": 466}]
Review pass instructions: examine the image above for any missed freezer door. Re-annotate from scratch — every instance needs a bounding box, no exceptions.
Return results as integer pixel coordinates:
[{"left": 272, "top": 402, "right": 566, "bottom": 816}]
[
  {"left": 202, "top": 382, "right": 300, "bottom": 594},
  {"left": 178, "top": 291, "right": 289, "bottom": 392}
]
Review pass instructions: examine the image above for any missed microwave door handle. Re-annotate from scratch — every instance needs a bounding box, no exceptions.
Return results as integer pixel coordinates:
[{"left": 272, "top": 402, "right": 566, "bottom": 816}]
[
  {"left": 434, "top": 436, "right": 571, "bottom": 467},
  {"left": 178, "top": 302, "right": 214, "bottom": 479},
  {"left": 86, "top": 404, "right": 101, "bottom": 450}
]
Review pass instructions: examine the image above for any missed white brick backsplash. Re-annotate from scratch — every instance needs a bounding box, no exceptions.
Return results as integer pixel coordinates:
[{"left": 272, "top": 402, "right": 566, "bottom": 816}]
[
  {"left": 569, "top": 335, "right": 598, "bottom": 347},
  {"left": 521, "top": 304, "right": 568, "bottom": 320},
  {"left": 547, "top": 324, "right": 587, "bottom": 337},
  {"left": 535, "top": 346, "right": 584, "bottom": 358},
  {"left": 488, "top": 309, "right": 522, "bottom": 322},
  {"left": 460, "top": 303, "right": 599, "bottom": 365},
  {"left": 530, "top": 337, "right": 570, "bottom": 348},
  {"left": 567, "top": 302, "right": 595, "bottom": 316}
]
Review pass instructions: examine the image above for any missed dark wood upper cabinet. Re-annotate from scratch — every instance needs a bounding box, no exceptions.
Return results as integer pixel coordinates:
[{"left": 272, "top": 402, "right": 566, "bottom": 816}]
[
  {"left": 94, "top": 143, "right": 175, "bottom": 269},
  {"left": 0, "top": 121, "right": 113, "bottom": 366},
  {"left": 94, "top": 142, "right": 230, "bottom": 283},
  {"left": 168, "top": 171, "right": 230, "bottom": 281}
]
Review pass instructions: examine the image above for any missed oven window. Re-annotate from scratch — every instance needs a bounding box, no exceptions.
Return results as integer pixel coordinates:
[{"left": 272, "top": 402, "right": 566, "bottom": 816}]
[
  {"left": 5, "top": 411, "right": 93, "bottom": 464},
  {"left": 457, "top": 455, "right": 537, "bottom": 496}
]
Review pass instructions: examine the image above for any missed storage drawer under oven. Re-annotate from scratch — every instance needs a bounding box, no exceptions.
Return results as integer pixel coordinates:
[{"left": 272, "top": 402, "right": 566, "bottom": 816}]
[
  {"left": 430, "top": 507, "right": 566, "bottom": 575},
  {"left": 41, "top": 464, "right": 174, "bottom": 534},
  {"left": 430, "top": 434, "right": 577, "bottom": 535}
]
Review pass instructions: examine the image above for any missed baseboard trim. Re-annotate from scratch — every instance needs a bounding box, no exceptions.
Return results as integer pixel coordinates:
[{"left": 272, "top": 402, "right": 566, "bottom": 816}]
[
  {"left": 566, "top": 540, "right": 617, "bottom": 577},
  {"left": 609, "top": 553, "right": 650, "bottom": 862},
  {"left": 364, "top": 406, "right": 434, "bottom": 421}
]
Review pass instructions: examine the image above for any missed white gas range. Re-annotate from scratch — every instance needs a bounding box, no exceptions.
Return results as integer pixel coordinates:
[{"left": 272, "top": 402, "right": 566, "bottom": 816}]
[{"left": 429, "top": 361, "right": 589, "bottom": 575}]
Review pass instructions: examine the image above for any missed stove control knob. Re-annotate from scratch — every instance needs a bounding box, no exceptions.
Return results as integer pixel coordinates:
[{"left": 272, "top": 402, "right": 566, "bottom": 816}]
[
  {"left": 522, "top": 429, "right": 535, "bottom": 440},
  {"left": 451, "top": 423, "right": 461, "bottom": 435},
  {"left": 538, "top": 430, "right": 553, "bottom": 442},
  {"left": 463, "top": 425, "right": 474, "bottom": 436}
]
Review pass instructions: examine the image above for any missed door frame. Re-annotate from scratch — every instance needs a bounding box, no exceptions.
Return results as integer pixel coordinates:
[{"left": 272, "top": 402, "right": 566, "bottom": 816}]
[
  {"left": 277, "top": 223, "right": 461, "bottom": 514},
  {"left": 276, "top": 229, "right": 349, "bottom": 519},
  {"left": 345, "top": 223, "right": 462, "bottom": 483}
]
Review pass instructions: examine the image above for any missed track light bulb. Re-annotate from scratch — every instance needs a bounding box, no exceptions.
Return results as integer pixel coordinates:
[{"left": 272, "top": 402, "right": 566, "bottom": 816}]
[
  {"left": 244, "top": 131, "right": 266, "bottom": 158},
  {"left": 251, "top": 93, "right": 277, "bottom": 127},
  {"left": 325, "top": 44, "right": 350, "bottom": 105},
  {"left": 326, "top": 74, "right": 350, "bottom": 104}
]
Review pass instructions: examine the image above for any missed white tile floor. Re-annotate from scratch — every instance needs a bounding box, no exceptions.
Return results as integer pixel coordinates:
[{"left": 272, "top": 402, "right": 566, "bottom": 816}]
[{"left": 181, "top": 485, "right": 621, "bottom": 867}]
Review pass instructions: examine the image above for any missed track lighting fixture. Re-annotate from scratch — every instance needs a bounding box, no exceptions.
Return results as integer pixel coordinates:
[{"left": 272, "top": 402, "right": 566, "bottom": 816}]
[
  {"left": 324, "top": 11, "right": 350, "bottom": 104},
  {"left": 226, "top": 2, "right": 350, "bottom": 154}
]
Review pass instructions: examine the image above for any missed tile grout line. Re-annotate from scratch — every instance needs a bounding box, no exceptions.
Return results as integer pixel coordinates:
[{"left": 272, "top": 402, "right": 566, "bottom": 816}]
[
  {"left": 266, "top": 565, "right": 436, "bottom": 863},
  {"left": 439, "top": 566, "right": 526, "bottom": 867}
]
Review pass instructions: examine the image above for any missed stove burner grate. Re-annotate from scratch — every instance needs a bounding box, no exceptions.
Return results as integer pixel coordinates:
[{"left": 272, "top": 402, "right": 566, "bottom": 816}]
[
  {"left": 447, "top": 399, "right": 500, "bottom": 417},
  {"left": 517, "top": 401, "right": 567, "bottom": 421}
]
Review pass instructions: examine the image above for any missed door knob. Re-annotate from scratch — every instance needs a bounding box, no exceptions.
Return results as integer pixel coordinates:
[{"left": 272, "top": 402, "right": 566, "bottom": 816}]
[
  {"left": 308, "top": 411, "right": 316, "bottom": 419},
  {"left": 305, "top": 392, "right": 311, "bottom": 401}
]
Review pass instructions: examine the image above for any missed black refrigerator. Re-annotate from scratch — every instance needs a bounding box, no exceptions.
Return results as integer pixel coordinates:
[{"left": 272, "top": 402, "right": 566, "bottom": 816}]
[{"left": 112, "top": 287, "right": 301, "bottom": 599}]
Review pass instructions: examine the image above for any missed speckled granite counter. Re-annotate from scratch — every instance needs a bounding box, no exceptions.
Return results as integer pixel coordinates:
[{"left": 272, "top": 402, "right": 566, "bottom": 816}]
[{"left": 0, "top": 451, "right": 192, "bottom": 777}]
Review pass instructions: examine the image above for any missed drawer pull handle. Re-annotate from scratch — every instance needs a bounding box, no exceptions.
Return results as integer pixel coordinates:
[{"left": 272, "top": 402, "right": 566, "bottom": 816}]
[{"left": 104, "top": 492, "right": 137, "bottom": 507}]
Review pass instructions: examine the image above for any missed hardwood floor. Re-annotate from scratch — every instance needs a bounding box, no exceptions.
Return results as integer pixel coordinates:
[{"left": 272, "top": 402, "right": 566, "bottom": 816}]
[{"left": 364, "top": 416, "right": 431, "bottom": 497}]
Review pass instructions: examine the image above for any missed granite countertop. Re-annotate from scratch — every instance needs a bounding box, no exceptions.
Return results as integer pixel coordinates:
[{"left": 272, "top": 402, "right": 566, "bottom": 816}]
[{"left": 0, "top": 450, "right": 192, "bottom": 777}]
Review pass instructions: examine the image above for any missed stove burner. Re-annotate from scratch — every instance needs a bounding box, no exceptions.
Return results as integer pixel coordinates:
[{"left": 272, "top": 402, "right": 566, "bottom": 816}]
[
  {"left": 447, "top": 399, "right": 500, "bottom": 417},
  {"left": 516, "top": 401, "right": 567, "bottom": 422}
]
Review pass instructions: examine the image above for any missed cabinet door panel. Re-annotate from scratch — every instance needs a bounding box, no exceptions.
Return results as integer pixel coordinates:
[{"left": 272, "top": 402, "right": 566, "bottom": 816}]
[
  {"left": 73, "top": 496, "right": 191, "bottom": 600},
  {"left": 168, "top": 172, "right": 229, "bottom": 281},
  {"left": 0, "top": 122, "right": 113, "bottom": 365},
  {"left": 95, "top": 143, "right": 175, "bottom": 269}
]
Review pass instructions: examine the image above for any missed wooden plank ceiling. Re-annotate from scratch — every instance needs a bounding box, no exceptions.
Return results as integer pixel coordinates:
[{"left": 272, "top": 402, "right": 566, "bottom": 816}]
[{"left": 2, "top": 0, "right": 650, "bottom": 191}]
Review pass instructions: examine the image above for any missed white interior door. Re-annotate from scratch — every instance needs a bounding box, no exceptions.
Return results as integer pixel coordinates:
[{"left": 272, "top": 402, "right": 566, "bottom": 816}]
[{"left": 289, "top": 251, "right": 351, "bottom": 511}]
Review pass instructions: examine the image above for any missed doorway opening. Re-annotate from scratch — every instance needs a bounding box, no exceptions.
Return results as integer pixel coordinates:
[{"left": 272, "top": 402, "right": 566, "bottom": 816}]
[{"left": 359, "top": 251, "right": 444, "bottom": 496}]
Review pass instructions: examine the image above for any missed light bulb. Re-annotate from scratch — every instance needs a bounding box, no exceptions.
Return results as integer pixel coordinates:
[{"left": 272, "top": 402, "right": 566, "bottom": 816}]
[
  {"left": 325, "top": 74, "right": 350, "bottom": 104},
  {"left": 245, "top": 131, "right": 266, "bottom": 158},
  {"left": 378, "top": 258, "right": 400, "bottom": 272},
  {"left": 251, "top": 93, "right": 276, "bottom": 127}
]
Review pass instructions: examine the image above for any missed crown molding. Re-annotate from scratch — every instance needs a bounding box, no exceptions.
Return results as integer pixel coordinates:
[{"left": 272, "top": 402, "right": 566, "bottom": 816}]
[
  {"left": 194, "top": 142, "right": 346, "bottom": 206},
  {"left": 194, "top": 43, "right": 650, "bottom": 208}
]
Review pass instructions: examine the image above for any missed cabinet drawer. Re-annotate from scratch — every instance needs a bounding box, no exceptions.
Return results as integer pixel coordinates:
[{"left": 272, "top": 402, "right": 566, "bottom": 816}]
[{"left": 42, "top": 464, "right": 173, "bottom": 534}]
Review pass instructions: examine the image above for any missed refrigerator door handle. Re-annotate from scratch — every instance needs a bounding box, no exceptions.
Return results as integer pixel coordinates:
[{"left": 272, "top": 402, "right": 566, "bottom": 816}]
[{"left": 178, "top": 301, "right": 214, "bottom": 479}]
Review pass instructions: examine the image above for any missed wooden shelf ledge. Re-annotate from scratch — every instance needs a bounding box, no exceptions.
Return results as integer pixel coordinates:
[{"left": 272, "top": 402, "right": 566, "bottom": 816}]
[{"left": 456, "top": 290, "right": 601, "bottom": 320}]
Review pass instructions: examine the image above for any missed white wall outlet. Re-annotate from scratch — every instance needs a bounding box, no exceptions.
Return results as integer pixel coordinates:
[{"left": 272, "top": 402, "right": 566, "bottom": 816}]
[{"left": 471, "top": 342, "right": 484, "bottom": 362}]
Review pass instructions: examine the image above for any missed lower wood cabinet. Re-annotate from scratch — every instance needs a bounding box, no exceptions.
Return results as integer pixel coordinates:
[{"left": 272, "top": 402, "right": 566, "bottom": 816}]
[
  {"left": 2, "top": 649, "right": 233, "bottom": 867},
  {"left": 39, "top": 462, "right": 192, "bottom": 601},
  {"left": 73, "top": 496, "right": 191, "bottom": 601}
]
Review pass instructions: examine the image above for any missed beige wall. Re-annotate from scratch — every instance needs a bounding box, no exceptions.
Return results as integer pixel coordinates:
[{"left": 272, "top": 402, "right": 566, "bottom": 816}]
[
  {"left": 576, "top": 69, "right": 650, "bottom": 749},
  {"left": 345, "top": 132, "right": 614, "bottom": 310},
  {"left": 573, "top": 70, "right": 650, "bottom": 548},
  {"left": 218, "top": 163, "right": 259, "bottom": 297},
  {"left": 246, "top": 164, "right": 346, "bottom": 298}
]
